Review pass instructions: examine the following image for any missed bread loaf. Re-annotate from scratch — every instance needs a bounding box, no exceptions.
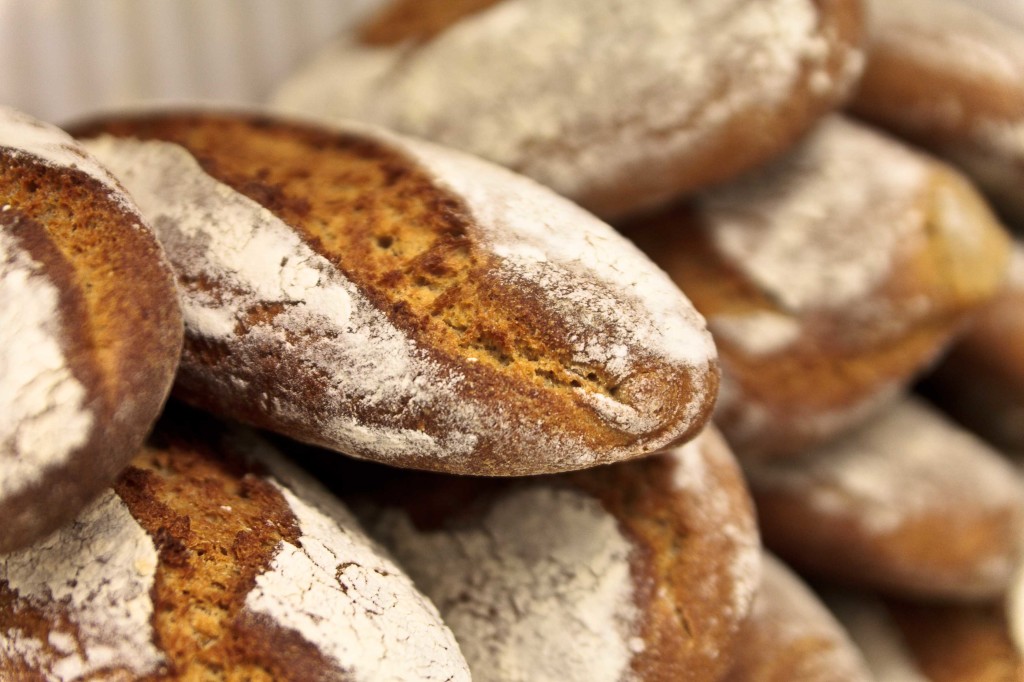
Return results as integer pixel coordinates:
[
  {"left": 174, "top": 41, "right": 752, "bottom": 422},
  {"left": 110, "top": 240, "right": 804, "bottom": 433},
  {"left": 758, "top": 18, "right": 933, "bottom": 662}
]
[
  {"left": 746, "top": 398, "right": 1024, "bottom": 600},
  {"left": 0, "top": 406, "right": 470, "bottom": 681},
  {"left": 724, "top": 553, "right": 872, "bottom": 682},
  {"left": 625, "top": 116, "right": 1011, "bottom": 459},
  {"left": 852, "top": 0, "right": 1024, "bottom": 226},
  {"left": 350, "top": 425, "right": 761, "bottom": 682},
  {"left": 77, "top": 110, "right": 718, "bottom": 476},
  {"left": 273, "top": 0, "right": 866, "bottom": 218},
  {"left": 0, "top": 106, "right": 182, "bottom": 553}
]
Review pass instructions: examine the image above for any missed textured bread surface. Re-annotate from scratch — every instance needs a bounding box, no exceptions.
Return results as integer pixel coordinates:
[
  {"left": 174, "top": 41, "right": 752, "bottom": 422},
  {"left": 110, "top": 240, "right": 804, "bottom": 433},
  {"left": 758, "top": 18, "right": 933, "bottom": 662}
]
[
  {"left": 350, "top": 425, "right": 760, "bottom": 682},
  {"left": 77, "top": 110, "right": 717, "bottom": 476},
  {"left": 0, "top": 108, "right": 182, "bottom": 552},
  {"left": 852, "top": 0, "right": 1024, "bottom": 225},
  {"left": 723, "top": 553, "right": 872, "bottom": 682},
  {"left": 273, "top": 0, "right": 866, "bottom": 218},
  {"left": 0, "top": 406, "right": 470, "bottom": 681},
  {"left": 625, "top": 117, "right": 1011, "bottom": 459},
  {"left": 746, "top": 399, "right": 1024, "bottom": 600}
]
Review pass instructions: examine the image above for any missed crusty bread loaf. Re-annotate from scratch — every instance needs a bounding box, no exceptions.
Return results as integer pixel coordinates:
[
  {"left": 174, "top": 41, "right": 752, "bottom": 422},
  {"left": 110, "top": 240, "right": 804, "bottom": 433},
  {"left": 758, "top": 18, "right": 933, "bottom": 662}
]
[
  {"left": 350, "top": 425, "right": 761, "bottom": 682},
  {"left": 834, "top": 593, "right": 1024, "bottom": 682},
  {"left": 921, "top": 244, "right": 1024, "bottom": 453},
  {"left": 723, "top": 553, "right": 872, "bottom": 682},
  {"left": 0, "top": 106, "right": 182, "bottom": 553},
  {"left": 273, "top": 0, "right": 866, "bottom": 218},
  {"left": 0, "top": 405, "right": 470, "bottom": 681},
  {"left": 76, "top": 110, "right": 718, "bottom": 476},
  {"left": 851, "top": 0, "right": 1024, "bottom": 226},
  {"left": 746, "top": 398, "right": 1024, "bottom": 600},
  {"left": 624, "top": 116, "right": 1011, "bottom": 459}
]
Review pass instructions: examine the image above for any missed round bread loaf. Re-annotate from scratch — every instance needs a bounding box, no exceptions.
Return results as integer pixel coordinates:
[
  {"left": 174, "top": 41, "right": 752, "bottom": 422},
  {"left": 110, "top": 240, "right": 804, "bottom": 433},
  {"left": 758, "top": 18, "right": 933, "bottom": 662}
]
[
  {"left": 0, "top": 106, "right": 182, "bottom": 553},
  {"left": 76, "top": 110, "right": 718, "bottom": 476},
  {"left": 272, "top": 0, "right": 866, "bottom": 219},
  {"left": 851, "top": 0, "right": 1024, "bottom": 226},
  {"left": 723, "top": 553, "right": 872, "bottom": 682},
  {"left": 921, "top": 244, "right": 1024, "bottom": 453},
  {"left": 745, "top": 398, "right": 1024, "bottom": 600},
  {"left": 0, "top": 406, "right": 470, "bottom": 681},
  {"left": 350, "top": 425, "right": 761, "bottom": 682},
  {"left": 624, "top": 116, "right": 1011, "bottom": 459},
  {"left": 833, "top": 593, "right": 1024, "bottom": 682}
]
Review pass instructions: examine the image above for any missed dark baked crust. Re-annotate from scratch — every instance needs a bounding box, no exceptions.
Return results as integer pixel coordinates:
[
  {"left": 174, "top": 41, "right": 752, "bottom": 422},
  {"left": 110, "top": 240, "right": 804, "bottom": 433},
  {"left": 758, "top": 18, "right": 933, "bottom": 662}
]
[
  {"left": 74, "top": 111, "right": 716, "bottom": 475},
  {"left": 0, "top": 150, "right": 182, "bottom": 552}
]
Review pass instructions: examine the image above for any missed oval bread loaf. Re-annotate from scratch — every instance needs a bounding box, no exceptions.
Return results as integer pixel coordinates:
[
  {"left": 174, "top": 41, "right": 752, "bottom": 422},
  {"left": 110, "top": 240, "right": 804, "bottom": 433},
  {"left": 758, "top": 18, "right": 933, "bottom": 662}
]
[
  {"left": 0, "top": 405, "right": 470, "bottom": 681},
  {"left": 0, "top": 106, "right": 182, "bottom": 553},
  {"left": 746, "top": 398, "right": 1024, "bottom": 600},
  {"left": 350, "top": 425, "right": 761, "bottom": 682},
  {"left": 273, "top": 0, "right": 866, "bottom": 218},
  {"left": 625, "top": 116, "right": 1011, "bottom": 459},
  {"left": 77, "top": 110, "right": 718, "bottom": 476},
  {"left": 852, "top": 0, "right": 1024, "bottom": 226},
  {"left": 723, "top": 553, "right": 872, "bottom": 682}
]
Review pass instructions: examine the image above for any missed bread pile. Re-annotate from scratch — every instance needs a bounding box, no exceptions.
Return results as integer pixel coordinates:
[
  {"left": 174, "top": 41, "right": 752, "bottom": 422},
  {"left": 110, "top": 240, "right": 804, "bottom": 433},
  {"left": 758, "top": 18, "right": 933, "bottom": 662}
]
[{"left": 2, "top": 0, "right": 1024, "bottom": 679}]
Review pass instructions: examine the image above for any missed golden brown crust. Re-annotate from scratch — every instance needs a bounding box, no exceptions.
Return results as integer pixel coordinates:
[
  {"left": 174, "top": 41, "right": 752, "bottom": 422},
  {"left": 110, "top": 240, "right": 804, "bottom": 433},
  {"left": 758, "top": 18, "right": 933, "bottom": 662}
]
[
  {"left": 921, "top": 248, "right": 1024, "bottom": 452},
  {"left": 624, "top": 131, "right": 1011, "bottom": 459},
  {"left": 723, "top": 554, "right": 872, "bottom": 682},
  {"left": 118, "top": 418, "right": 342, "bottom": 681},
  {"left": 0, "top": 154, "right": 182, "bottom": 552},
  {"left": 75, "top": 111, "right": 715, "bottom": 475},
  {"left": 565, "top": 432, "right": 760, "bottom": 682}
]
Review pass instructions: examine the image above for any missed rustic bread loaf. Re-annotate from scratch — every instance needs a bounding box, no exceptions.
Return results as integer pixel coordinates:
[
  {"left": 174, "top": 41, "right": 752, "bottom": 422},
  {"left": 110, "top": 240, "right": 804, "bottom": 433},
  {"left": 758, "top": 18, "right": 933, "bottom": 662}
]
[
  {"left": 921, "top": 244, "right": 1024, "bottom": 453},
  {"left": 851, "top": 0, "right": 1024, "bottom": 226},
  {"left": 746, "top": 398, "right": 1024, "bottom": 600},
  {"left": 723, "top": 553, "right": 872, "bottom": 682},
  {"left": 624, "top": 116, "right": 1011, "bottom": 459},
  {"left": 0, "top": 106, "right": 182, "bottom": 553},
  {"left": 0, "top": 405, "right": 470, "bottom": 681},
  {"left": 833, "top": 593, "right": 1024, "bottom": 682},
  {"left": 349, "top": 425, "right": 761, "bottom": 682},
  {"left": 272, "top": 0, "right": 866, "bottom": 219},
  {"left": 76, "top": 110, "right": 718, "bottom": 476}
]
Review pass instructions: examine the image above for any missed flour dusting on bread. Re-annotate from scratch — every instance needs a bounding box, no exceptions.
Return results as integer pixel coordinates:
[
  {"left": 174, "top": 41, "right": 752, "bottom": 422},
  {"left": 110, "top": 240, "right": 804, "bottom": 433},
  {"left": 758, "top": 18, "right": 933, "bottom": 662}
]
[
  {"left": 245, "top": 482, "right": 470, "bottom": 682},
  {"left": 0, "top": 227, "right": 93, "bottom": 501},
  {"left": 364, "top": 486, "right": 640, "bottom": 682},
  {"left": 0, "top": 490, "right": 163, "bottom": 680}
]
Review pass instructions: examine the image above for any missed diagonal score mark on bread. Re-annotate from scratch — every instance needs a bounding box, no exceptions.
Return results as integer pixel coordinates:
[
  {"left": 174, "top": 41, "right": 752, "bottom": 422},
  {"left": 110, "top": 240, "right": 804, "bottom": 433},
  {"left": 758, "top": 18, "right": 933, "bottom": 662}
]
[{"left": 77, "top": 111, "right": 717, "bottom": 475}]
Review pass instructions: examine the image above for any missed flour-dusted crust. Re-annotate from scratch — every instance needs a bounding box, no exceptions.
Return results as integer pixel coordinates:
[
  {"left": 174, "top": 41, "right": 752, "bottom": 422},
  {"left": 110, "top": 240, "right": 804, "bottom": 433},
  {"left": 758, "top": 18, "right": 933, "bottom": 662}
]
[
  {"left": 625, "top": 117, "right": 1011, "bottom": 459},
  {"left": 723, "top": 553, "right": 872, "bottom": 682},
  {"left": 272, "top": 0, "right": 865, "bottom": 218},
  {"left": 852, "top": 0, "right": 1024, "bottom": 225},
  {"left": 353, "top": 425, "right": 760, "bottom": 682},
  {"left": 746, "top": 398, "right": 1024, "bottom": 600},
  {"left": 0, "top": 106, "right": 182, "bottom": 553},
  {"left": 76, "top": 110, "right": 717, "bottom": 476},
  {"left": 0, "top": 407, "right": 470, "bottom": 681}
]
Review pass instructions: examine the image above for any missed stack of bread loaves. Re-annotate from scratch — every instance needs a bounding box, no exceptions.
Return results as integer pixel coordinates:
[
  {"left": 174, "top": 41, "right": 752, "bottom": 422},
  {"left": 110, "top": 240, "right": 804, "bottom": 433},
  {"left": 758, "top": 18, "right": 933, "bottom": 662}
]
[{"left": 2, "top": 0, "right": 1024, "bottom": 679}]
